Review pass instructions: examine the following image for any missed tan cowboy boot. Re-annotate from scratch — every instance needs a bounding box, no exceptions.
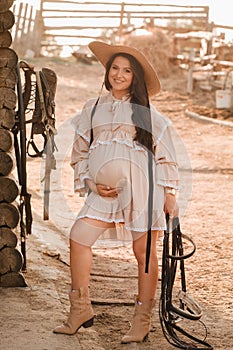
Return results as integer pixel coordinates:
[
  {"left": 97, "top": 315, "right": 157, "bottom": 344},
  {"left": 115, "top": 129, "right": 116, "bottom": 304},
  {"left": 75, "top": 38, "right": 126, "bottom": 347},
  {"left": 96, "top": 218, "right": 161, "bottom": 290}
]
[
  {"left": 121, "top": 296, "right": 156, "bottom": 343},
  {"left": 53, "top": 286, "right": 94, "bottom": 335}
]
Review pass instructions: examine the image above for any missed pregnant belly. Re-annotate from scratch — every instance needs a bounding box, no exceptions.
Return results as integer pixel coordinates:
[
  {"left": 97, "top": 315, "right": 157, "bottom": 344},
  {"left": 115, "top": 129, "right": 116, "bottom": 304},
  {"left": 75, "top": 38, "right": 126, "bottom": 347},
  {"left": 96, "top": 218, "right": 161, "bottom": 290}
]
[{"left": 88, "top": 144, "right": 130, "bottom": 188}]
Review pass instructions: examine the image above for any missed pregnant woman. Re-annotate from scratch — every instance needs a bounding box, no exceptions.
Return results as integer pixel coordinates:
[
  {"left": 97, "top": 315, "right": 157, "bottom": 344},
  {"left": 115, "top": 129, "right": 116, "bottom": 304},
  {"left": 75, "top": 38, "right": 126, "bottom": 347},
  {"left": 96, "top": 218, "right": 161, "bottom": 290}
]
[{"left": 53, "top": 41, "right": 179, "bottom": 343}]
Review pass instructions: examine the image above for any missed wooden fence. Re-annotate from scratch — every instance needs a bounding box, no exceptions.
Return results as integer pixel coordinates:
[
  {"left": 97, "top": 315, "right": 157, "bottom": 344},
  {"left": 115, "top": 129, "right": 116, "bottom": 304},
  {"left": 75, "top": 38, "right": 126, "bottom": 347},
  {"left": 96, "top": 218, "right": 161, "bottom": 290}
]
[
  {"left": 11, "top": 1, "right": 213, "bottom": 57},
  {"left": 40, "top": 1, "right": 211, "bottom": 55},
  {"left": 9, "top": 1, "right": 233, "bottom": 59},
  {"left": 11, "top": 1, "right": 42, "bottom": 57}
]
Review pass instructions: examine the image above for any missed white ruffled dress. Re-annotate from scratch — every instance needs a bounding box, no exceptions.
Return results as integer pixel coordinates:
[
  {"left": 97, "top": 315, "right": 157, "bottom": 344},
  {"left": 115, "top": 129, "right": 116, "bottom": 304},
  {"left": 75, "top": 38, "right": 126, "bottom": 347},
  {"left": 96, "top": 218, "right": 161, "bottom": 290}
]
[{"left": 70, "top": 92, "right": 179, "bottom": 242}]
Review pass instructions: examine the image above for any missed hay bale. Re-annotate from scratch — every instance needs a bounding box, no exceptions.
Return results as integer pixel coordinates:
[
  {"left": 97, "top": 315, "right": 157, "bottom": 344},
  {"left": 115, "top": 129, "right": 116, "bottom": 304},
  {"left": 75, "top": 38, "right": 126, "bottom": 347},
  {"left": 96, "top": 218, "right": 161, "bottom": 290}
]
[{"left": 124, "top": 29, "right": 174, "bottom": 78}]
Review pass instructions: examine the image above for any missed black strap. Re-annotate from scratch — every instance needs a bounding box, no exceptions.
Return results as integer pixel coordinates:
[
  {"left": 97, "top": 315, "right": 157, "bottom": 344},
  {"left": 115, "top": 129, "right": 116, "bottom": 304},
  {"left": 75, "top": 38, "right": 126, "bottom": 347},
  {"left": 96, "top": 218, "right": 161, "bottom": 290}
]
[
  {"left": 145, "top": 150, "right": 153, "bottom": 273},
  {"left": 87, "top": 97, "right": 100, "bottom": 196},
  {"left": 27, "top": 133, "right": 47, "bottom": 157},
  {"left": 15, "top": 64, "right": 33, "bottom": 270},
  {"left": 90, "top": 97, "right": 100, "bottom": 145}
]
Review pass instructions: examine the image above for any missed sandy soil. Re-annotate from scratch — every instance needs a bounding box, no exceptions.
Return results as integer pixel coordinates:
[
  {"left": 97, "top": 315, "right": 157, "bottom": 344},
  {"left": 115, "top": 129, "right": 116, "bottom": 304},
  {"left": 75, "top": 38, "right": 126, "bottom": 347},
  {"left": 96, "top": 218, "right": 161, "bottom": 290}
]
[{"left": 1, "top": 56, "right": 233, "bottom": 350}]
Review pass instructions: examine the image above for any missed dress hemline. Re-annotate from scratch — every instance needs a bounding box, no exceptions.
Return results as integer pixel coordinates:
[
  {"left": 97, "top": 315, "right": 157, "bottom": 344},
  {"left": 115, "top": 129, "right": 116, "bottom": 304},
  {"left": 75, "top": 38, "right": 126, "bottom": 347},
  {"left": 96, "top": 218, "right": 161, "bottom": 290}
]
[{"left": 76, "top": 214, "right": 165, "bottom": 232}]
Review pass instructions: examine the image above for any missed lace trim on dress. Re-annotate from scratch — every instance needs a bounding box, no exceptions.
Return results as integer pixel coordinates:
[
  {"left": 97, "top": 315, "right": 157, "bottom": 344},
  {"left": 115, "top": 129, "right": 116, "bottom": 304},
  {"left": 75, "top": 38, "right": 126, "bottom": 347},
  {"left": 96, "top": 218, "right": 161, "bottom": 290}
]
[
  {"left": 125, "top": 225, "right": 165, "bottom": 232},
  {"left": 76, "top": 214, "right": 125, "bottom": 223},
  {"left": 75, "top": 129, "right": 90, "bottom": 143},
  {"left": 157, "top": 180, "right": 180, "bottom": 190},
  {"left": 80, "top": 175, "right": 92, "bottom": 183},
  {"left": 89, "top": 138, "right": 146, "bottom": 151},
  {"left": 76, "top": 215, "right": 165, "bottom": 232}
]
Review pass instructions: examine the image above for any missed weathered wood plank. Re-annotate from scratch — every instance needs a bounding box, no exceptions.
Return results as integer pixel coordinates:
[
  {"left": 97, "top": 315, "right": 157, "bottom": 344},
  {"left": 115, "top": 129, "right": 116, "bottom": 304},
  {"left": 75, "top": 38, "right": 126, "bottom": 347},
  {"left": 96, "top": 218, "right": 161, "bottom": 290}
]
[
  {"left": 31, "top": 8, "right": 43, "bottom": 57},
  {"left": 212, "top": 60, "right": 233, "bottom": 68},
  {"left": 213, "top": 23, "right": 233, "bottom": 31},
  {"left": 44, "top": 25, "right": 119, "bottom": 30},
  {"left": 42, "top": 1, "right": 208, "bottom": 9},
  {"left": 43, "top": 10, "right": 208, "bottom": 16},
  {"left": 19, "top": 3, "right": 29, "bottom": 40}
]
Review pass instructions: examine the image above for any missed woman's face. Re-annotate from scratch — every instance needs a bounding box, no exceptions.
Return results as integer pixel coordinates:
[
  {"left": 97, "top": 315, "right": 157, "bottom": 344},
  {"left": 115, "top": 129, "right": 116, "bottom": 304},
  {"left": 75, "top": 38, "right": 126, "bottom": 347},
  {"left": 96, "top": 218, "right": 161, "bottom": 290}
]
[{"left": 108, "top": 55, "right": 133, "bottom": 99}]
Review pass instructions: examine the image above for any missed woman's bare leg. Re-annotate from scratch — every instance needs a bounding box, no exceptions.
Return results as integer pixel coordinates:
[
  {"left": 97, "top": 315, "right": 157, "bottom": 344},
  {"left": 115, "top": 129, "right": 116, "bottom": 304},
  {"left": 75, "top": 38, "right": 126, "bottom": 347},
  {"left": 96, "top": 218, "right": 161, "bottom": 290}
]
[
  {"left": 70, "top": 240, "right": 92, "bottom": 290},
  {"left": 53, "top": 218, "right": 115, "bottom": 335},
  {"left": 132, "top": 230, "right": 160, "bottom": 302},
  {"left": 70, "top": 218, "right": 115, "bottom": 289}
]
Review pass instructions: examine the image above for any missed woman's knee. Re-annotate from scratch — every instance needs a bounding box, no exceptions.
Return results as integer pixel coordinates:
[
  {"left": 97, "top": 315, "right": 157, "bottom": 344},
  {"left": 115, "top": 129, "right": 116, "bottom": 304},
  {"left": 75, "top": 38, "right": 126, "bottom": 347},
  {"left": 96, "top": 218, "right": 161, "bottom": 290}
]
[
  {"left": 70, "top": 239, "right": 92, "bottom": 264},
  {"left": 132, "top": 231, "right": 159, "bottom": 264},
  {"left": 70, "top": 237, "right": 91, "bottom": 251}
]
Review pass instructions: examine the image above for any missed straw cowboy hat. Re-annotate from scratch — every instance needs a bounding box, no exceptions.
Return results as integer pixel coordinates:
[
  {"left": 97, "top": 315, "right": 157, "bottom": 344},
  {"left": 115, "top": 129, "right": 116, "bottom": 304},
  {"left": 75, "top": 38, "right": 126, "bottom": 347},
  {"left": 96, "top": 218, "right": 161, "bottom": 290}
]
[{"left": 88, "top": 41, "right": 161, "bottom": 96}]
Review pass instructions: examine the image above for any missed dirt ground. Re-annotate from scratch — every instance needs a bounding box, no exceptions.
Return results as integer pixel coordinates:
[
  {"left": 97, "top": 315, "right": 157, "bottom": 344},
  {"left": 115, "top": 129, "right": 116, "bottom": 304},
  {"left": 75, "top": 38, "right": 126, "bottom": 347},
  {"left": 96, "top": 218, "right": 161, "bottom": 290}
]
[{"left": 1, "top": 55, "right": 233, "bottom": 350}]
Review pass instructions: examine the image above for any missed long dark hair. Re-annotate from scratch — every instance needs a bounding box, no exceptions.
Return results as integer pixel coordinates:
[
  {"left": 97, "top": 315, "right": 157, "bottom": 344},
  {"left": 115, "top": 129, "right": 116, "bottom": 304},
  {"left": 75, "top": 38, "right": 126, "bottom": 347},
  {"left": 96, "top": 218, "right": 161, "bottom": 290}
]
[{"left": 104, "top": 53, "right": 154, "bottom": 154}]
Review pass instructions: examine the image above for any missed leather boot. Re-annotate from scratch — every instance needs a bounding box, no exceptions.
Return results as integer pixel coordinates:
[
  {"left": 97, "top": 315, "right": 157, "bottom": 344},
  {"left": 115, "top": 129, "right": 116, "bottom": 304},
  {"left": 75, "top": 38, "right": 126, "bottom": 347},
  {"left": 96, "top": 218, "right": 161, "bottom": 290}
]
[
  {"left": 121, "top": 296, "right": 156, "bottom": 343},
  {"left": 53, "top": 286, "right": 94, "bottom": 335}
]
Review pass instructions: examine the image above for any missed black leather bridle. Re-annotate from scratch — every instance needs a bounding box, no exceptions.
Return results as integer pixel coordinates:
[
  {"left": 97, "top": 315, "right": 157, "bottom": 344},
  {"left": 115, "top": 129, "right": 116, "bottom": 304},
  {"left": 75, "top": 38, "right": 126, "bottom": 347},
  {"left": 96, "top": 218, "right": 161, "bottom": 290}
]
[{"left": 159, "top": 215, "right": 213, "bottom": 349}]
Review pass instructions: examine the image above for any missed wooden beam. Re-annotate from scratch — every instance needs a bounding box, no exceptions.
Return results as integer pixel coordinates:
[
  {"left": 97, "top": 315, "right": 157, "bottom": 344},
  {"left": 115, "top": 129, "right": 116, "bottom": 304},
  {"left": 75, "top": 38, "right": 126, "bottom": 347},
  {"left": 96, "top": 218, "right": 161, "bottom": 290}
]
[
  {"left": 42, "top": 0, "right": 208, "bottom": 10},
  {"left": 213, "top": 60, "right": 233, "bottom": 68},
  {"left": 213, "top": 23, "right": 233, "bottom": 31},
  {"left": 43, "top": 15, "right": 208, "bottom": 20},
  {"left": 41, "top": 35, "right": 106, "bottom": 42},
  {"left": 42, "top": 9, "right": 208, "bottom": 15},
  {"left": 118, "top": 2, "right": 125, "bottom": 38},
  {"left": 44, "top": 25, "right": 120, "bottom": 30}
]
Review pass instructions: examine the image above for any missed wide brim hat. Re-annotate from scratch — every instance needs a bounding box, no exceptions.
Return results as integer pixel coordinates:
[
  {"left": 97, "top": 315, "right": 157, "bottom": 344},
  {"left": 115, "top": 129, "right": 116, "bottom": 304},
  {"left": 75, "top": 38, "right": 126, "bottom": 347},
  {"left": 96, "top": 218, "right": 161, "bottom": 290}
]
[{"left": 88, "top": 41, "right": 160, "bottom": 96}]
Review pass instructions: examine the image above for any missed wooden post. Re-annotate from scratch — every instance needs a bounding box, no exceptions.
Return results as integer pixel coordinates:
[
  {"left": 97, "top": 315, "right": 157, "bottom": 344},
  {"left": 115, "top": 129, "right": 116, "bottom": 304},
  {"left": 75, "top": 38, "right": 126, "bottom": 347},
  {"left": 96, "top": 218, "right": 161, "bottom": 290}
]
[
  {"left": 0, "top": 0, "right": 27, "bottom": 287},
  {"left": 187, "top": 65, "right": 194, "bottom": 94},
  {"left": 32, "top": 6, "right": 43, "bottom": 57},
  {"left": 187, "top": 49, "right": 195, "bottom": 94},
  {"left": 118, "top": 2, "right": 125, "bottom": 41}
]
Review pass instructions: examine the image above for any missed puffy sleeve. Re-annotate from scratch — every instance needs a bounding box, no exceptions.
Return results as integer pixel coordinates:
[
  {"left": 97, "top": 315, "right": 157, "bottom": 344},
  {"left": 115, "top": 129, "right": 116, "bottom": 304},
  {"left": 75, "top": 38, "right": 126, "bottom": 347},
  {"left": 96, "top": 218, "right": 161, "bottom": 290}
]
[
  {"left": 151, "top": 107, "right": 179, "bottom": 189},
  {"left": 70, "top": 99, "right": 95, "bottom": 196}
]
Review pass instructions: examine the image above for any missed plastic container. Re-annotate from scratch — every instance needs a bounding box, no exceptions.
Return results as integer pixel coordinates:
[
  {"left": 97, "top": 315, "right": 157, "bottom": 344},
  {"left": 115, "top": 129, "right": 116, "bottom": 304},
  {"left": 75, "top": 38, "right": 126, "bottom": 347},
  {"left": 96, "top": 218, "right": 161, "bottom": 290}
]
[{"left": 215, "top": 89, "right": 232, "bottom": 109}]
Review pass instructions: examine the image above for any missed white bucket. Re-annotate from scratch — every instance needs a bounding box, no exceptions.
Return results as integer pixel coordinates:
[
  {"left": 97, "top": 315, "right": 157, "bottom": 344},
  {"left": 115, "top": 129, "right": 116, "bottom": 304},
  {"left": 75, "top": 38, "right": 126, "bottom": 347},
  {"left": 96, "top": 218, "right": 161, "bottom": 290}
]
[{"left": 215, "top": 89, "right": 232, "bottom": 109}]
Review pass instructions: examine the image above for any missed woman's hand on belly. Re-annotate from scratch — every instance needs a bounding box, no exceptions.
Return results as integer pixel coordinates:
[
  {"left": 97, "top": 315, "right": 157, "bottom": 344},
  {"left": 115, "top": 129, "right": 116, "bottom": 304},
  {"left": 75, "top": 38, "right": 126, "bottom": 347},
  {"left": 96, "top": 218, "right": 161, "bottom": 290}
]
[{"left": 96, "top": 184, "right": 120, "bottom": 198}]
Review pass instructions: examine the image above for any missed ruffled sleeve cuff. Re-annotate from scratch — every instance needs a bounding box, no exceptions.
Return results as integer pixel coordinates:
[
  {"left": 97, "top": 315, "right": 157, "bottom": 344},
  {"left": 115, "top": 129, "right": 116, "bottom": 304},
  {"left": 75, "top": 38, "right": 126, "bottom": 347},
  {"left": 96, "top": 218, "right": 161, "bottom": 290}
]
[
  {"left": 152, "top": 111, "right": 180, "bottom": 190},
  {"left": 156, "top": 161, "right": 179, "bottom": 189},
  {"left": 74, "top": 179, "right": 88, "bottom": 197},
  {"left": 73, "top": 163, "right": 92, "bottom": 196},
  {"left": 70, "top": 101, "right": 94, "bottom": 196}
]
